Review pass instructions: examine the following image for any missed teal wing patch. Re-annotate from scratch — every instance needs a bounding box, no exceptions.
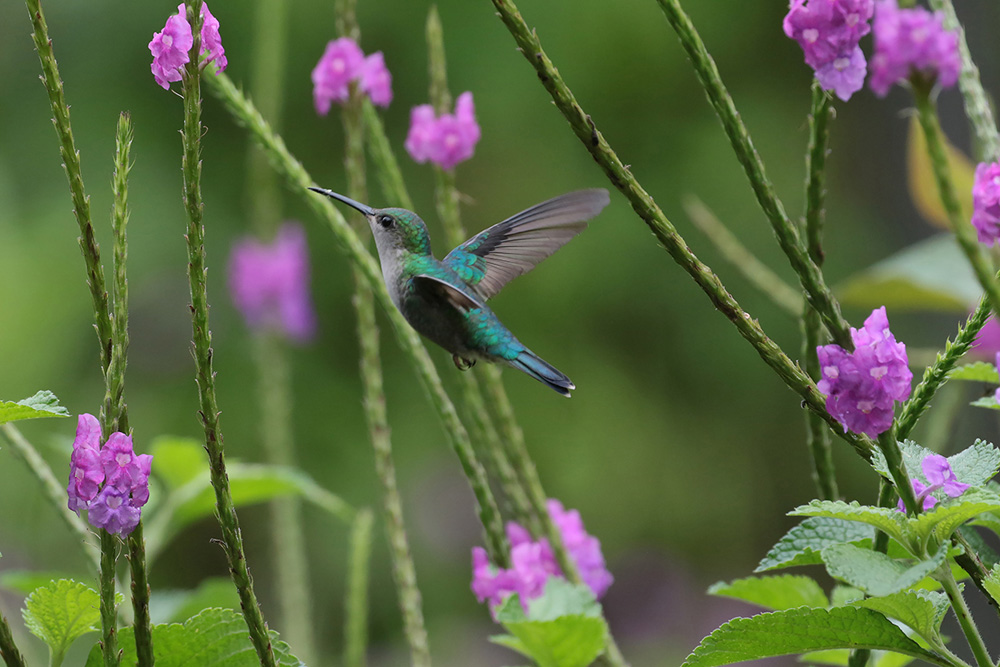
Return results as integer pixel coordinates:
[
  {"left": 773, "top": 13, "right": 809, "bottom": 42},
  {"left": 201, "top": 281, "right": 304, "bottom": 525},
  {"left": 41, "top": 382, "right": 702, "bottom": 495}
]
[{"left": 443, "top": 247, "right": 488, "bottom": 286}]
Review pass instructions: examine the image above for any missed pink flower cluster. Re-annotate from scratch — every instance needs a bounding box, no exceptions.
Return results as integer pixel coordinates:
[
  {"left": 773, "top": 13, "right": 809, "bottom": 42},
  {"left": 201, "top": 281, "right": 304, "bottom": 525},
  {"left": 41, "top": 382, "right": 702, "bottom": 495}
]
[
  {"left": 817, "top": 306, "right": 912, "bottom": 438},
  {"left": 896, "top": 453, "right": 969, "bottom": 512},
  {"left": 68, "top": 414, "right": 152, "bottom": 536},
  {"left": 471, "top": 499, "right": 613, "bottom": 615},
  {"left": 228, "top": 222, "right": 317, "bottom": 343},
  {"left": 312, "top": 37, "right": 392, "bottom": 115},
  {"left": 783, "top": 0, "right": 874, "bottom": 101},
  {"left": 972, "top": 161, "right": 1000, "bottom": 246},
  {"left": 869, "top": 0, "right": 960, "bottom": 97},
  {"left": 405, "top": 92, "right": 481, "bottom": 171},
  {"left": 149, "top": 3, "right": 227, "bottom": 90}
]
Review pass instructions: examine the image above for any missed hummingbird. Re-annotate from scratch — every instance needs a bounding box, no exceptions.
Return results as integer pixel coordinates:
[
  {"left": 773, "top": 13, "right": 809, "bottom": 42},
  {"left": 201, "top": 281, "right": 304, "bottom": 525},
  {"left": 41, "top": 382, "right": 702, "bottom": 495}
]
[{"left": 309, "top": 187, "right": 610, "bottom": 396}]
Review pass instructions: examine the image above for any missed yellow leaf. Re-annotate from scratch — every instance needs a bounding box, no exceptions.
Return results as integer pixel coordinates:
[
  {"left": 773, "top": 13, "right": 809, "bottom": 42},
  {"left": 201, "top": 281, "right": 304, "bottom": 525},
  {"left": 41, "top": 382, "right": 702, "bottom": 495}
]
[{"left": 908, "top": 115, "right": 975, "bottom": 230}]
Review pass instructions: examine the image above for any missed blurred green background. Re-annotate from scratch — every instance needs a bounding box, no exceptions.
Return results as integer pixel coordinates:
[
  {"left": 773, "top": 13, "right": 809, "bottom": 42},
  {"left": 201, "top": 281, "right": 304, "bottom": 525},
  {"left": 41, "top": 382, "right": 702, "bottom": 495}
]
[{"left": 3, "top": 1, "right": 1000, "bottom": 665}]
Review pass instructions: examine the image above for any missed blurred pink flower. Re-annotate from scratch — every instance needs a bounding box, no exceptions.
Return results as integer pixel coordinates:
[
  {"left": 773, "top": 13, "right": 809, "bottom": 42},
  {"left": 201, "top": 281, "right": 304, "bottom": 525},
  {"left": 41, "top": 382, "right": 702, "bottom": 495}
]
[{"left": 405, "top": 92, "right": 481, "bottom": 170}]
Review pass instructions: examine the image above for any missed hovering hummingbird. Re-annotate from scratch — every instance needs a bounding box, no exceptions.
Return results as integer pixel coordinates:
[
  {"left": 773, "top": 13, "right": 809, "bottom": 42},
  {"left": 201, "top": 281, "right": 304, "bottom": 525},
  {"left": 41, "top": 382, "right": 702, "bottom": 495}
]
[{"left": 309, "top": 187, "right": 610, "bottom": 396}]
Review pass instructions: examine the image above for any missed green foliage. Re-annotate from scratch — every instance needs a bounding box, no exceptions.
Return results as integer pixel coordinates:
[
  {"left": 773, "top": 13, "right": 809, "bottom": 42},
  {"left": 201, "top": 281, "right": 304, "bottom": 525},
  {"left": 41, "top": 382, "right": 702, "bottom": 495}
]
[
  {"left": 789, "top": 501, "right": 908, "bottom": 549},
  {"left": 970, "top": 395, "right": 1000, "bottom": 411},
  {"left": 0, "top": 571, "right": 79, "bottom": 596},
  {"left": 707, "top": 575, "right": 827, "bottom": 610},
  {"left": 983, "top": 564, "right": 1000, "bottom": 607},
  {"left": 873, "top": 440, "right": 1000, "bottom": 488},
  {"left": 910, "top": 488, "right": 1000, "bottom": 546},
  {"left": 756, "top": 517, "right": 873, "bottom": 572},
  {"left": 83, "top": 608, "right": 301, "bottom": 667},
  {"left": 837, "top": 234, "right": 980, "bottom": 312},
  {"left": 851, "top": 590, "right": 949, "bottom": 645},
  {"left": 148, "top": 578, "right": 241, "bottom": 624},
  {"left": 820, "top": 543, "right": 946, "bottom": 597},
  {"left": 680, "top": 607, "right": 942, "bottom": 667},
  {"left": 22, "top": 579, "right": 120, "bottom": 667},
  {"left": 490, "top": 579, "right": 608, "bottom": 667},
  {"left": 0, "top": 391, "right": 70, "bottom": 424},
  {"left": 948, "top": 361, "right": 999, "bottom": 383},
  {"left": 151, "top": 437, "right": 207, "bottom": 489}
]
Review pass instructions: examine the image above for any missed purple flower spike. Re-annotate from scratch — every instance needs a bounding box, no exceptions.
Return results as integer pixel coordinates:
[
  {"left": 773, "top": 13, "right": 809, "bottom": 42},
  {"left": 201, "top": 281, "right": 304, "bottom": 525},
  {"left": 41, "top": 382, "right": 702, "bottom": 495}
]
[
  {"left": 471, "top": 499, "right": 612, "bottom": 615},
  {"left": 88, "top": 485, "right": 142, "bottom": 537},
  {"left": 972, "top": 162, "right": 1000, "bottom": 246},
  {"left": 149, "top": 3, "right": 226, "bottom": 91},
  {"left": 228, "top": 222, "right": 317, "bottom": 343},
  {"left": 897, "top": 479, "right": 938, "bottom": 512},
  {"left": 360, "top": 52, "right": 393, "bottom": 108},
  {"left": 406, "top": 92, "right": 481, "bottom": 170},
  {"left": 68, "top": 414, "right": 105, "bottom": 513},
  {"left": 101, "top": 432, "right": 144, "bottom": 491},
  {"left": 869, "top": 0, "right": 960, "bottom": 97},
  {"left": 312, "top": 38, "right": 366, "bottom": 115},
  {"left": 784, "top": 0, "right": 874, "bottom": 101},
  {"left": 817, "top": 306, "right": 912, "bottom": 438}
]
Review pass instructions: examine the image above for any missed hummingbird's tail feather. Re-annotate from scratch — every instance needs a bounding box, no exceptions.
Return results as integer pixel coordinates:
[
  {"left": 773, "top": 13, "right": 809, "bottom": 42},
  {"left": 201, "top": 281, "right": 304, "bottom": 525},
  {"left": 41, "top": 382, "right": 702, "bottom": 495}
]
[{"left": 509, "top": 350, "right": 575, "bottom": 397}]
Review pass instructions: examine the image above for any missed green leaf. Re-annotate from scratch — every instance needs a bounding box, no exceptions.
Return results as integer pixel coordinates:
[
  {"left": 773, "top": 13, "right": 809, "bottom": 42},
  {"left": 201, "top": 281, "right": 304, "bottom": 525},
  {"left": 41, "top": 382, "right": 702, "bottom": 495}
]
[
  {"left": 84, "top": 608, "right": 301, "bottom": 667},
  {"left": 949, "top": 361, "right": 999, "bottom": 383},
  {"left": 946, "top": 441, "right": 1000, "bottom": 487},
  {"left": 800, "top": 649, "right": 917, "bottom": 667},
  {"left": 493, "top": 581, "right": 608, "bottom": 667},
  {"left": 707, "top": 575, "right": 827, "bottom": 611},
  {"left": 908, "top": 115, "right": 975, "bottom": 232},
  {"left": 829, "top": 585, "right": 865, "bottom": 607},
  {"left": 789, "top": 501, "right": 909, "bottom": 549},
  {"left": 821, "top": 543, "right": 946, "bottom": 597},
  {"left": 680, "top": 607, "right": 942, "bottom": 667},
  {"left": 150, "top": 437, "right": 206, "bottom": 490},
  {"left": 837, "top": 234, "right": 980, "bottom": 313},
  {"left": 983, "top": 564, "right": 1000, "bottom": 607},
  {"left": 971, "top": 395, "right": 1000, "bottom": 411},
  {"left": 148, "top": 578, "right": 241, "bottom": 624},
  {"left": 22, "top": 579, "right": 105, "bottom": 665},
  {"left": 910, "top": 488, "right": 1000, "bottom": 545},
  {"left": 0, "top": 391, "right": 70, "bottom": 424},
  {"left": 0, "top": 571, "right": 82, "bottom": 596},
  {"left": 851, "top": 589, "right": 949, "bottom": 643},
  {"left": 755, "top": 517, "right": 874, "bottom": 572}
]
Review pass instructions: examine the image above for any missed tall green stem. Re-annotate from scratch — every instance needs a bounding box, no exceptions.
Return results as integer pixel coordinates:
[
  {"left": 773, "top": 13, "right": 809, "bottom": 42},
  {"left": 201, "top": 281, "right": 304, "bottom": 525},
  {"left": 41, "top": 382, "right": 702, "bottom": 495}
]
[
  {"left": 98, "top": 529, "right": 119, "bottom": 667},
  {"left": 344, "top": 509, "right": 374, "bottom": 667},
  {"left": 656, "top": 0, "right": 851, "bottom": 349},
  {"left": 484, "top": 0, "right": 874, "bottom": 462},
  {"left": 801, "top": 84, "right": 838, "bottom": 501},
  {"left": 913, "top": 86, "right": 1000, "bottom": 322},
  {"left": 876, "top": 431, "right": 918, "bottom": 515},
  {"left": 338, "top": 5, "right": 430, "bottom": 664},
  {"left": 180, "top": 3, "right": 277, "bottom": 664},
  {"left": 204, "top": 70, "right": 510, "bottom": 567},
  {"left": 939, "top": 568, "right": 994, "bottom": 667}
]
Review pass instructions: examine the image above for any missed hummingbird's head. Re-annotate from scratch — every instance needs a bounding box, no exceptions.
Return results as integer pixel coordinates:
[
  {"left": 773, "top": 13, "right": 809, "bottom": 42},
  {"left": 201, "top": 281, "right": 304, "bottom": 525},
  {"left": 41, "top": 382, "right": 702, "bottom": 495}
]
[{"left": 309, "top": 188, "right": 431, "bottom": 256}]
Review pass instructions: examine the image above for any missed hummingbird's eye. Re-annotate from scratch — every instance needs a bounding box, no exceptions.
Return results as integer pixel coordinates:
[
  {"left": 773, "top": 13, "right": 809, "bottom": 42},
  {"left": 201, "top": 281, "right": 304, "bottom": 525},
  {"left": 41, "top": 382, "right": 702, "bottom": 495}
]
[{"left": 377, "top": 214, "right": 394, "bottom": 228}]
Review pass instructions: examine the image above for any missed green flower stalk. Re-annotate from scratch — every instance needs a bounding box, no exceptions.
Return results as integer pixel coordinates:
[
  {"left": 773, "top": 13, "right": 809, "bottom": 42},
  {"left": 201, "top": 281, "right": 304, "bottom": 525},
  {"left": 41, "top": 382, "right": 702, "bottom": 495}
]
[
  {"left": 913, "top": 85, "right": 1000, "bottom": 325},
  {"left": 0, "top": 608, "right": 27, "bottom": 667},
  {"left": 204, "top": 69, "right": 510, "bottom": 566},
  {"left": 801, "top": 84, "right": 838, "bottom": 502},
  {"left": 484, "top": 0, "right": 873, "bottom": 462},
  {"left": 424, "top": 6, "right": 537, "bottom": 534},
  {"left": 179, "top": 2, "right": 277, "bottom": 665},
  {"left": 345, "top": 509, "right": 374, "bottom": 667},
  {"left": 337, "top": 4, "right": 431, "bottom": 662},
  {"left": 656, "top": 0, "right": 852, "bottom": 349},
  {"left": 939, "top": 567, "right": 993, "bottom": 667}
]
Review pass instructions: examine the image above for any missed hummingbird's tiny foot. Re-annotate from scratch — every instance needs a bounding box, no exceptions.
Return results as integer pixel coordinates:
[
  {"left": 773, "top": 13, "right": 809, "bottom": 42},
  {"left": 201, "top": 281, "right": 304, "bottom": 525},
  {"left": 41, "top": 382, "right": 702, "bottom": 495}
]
[{"left": 453, "top": 354, "right": 475, "bottom": 371}]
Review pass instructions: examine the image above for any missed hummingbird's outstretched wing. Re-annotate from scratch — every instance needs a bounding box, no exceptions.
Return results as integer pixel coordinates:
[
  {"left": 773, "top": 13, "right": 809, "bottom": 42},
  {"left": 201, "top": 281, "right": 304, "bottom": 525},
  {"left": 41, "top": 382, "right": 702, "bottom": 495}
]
[
  {"left": 443, "top": 189, "right": 610, "bottom": 300},
  {"left": 411, "top": 274, "right": 486, "bottom": 313}
]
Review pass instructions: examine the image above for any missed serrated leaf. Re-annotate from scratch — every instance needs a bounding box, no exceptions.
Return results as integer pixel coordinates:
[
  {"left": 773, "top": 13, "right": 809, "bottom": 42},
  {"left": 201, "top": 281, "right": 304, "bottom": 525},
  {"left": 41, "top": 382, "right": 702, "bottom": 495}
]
[
  {"left": 949, "top": 361, "right": 999, "bottom": 383},
  {"left": 0, "top": 391, "right": 70, "bottom": 424},
  {"left": 908, "top": 115, "right": 975, "bottom": 231},
  {"left": 852, "top": 589, "right": 950, "bottom": 643},
  {"left": 821, "top": 543, "right": 946, "bottom": 597},
  {"left": 910, "top": 488, "right": 1000, "bottom": 545},
  {"left": 829, "top": 585, "right": 865, "bottom": 607},
  {"left": 148, "top": 577, "right": 241, "bottom": 624},
  {"left": 84, "top": 608, "right": 302, "bottom": 667},
  {"left": 493, "top": 581, "right": 608, "bottom": 667},
  {"left": 789, "top": 501, "right": 909, "bottom": 549},
  {"left": 946, "top": 441, "right": 1000, "bottom": 487},
  {"left": 756, "top": 517, "right": 874, "bottom": 572},
  {"left": 22, "top": 579, "right": 105, "bottom": 665},
  {"left": 681, "top": 607, "right": 941, "bottom": 667},
  {"left": 983, "top": 564, "right": 1000, "bottom": 606},
  {"left": 708, "top": 575, "right": 827, "bottom": 611},
  {"left": 837, "top": 234, "right": 980, "bottom": 313}
]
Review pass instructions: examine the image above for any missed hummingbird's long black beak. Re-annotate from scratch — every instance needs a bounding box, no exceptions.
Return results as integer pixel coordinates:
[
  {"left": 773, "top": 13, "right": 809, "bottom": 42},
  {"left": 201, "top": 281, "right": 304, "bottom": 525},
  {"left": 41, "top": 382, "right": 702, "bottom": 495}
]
[{"left": 308, "top": 187, "right": 375, "bottom": 216}]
